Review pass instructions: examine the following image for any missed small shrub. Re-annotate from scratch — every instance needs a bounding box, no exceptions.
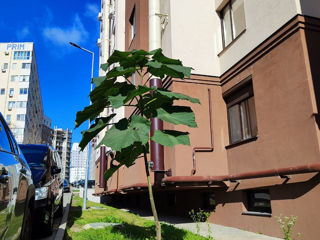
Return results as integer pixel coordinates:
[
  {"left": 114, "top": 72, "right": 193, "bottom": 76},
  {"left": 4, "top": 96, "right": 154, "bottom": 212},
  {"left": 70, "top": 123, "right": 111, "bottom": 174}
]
[
  {"left": 189, "top": 209, "right": 214, "bottom": 240},
  {"left": 276, "top": 215, "right": 301, "bottom": 240}
]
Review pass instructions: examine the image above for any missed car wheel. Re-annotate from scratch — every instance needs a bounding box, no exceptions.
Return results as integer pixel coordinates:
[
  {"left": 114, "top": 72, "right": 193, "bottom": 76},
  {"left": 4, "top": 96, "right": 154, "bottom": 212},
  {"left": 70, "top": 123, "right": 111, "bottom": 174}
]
[
  {"left": 56, "top": 195, "right": 64, "bottom": 217},
  {"left": 20, "top": 200, "right": 33, "bottom": 240},
  {"left": 44, "top": 203, "right": 54, "bottom": 236}
]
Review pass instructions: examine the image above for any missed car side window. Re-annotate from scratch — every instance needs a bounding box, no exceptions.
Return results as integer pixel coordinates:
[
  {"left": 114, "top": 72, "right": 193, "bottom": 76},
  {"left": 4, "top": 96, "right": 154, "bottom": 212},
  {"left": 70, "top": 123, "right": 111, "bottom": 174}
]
[
  {"left": 7, "top": 130, "right": 19, "bottom": 155},
  {"left": 0, "top": 118, "right": 13, "bottom": 153}
]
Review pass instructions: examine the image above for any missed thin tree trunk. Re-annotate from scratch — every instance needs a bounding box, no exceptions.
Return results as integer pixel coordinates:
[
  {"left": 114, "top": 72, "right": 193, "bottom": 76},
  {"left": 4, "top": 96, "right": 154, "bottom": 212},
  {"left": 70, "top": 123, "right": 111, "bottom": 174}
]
[{"left": 144, "top": 149, "right": 161, "bottom": 240}]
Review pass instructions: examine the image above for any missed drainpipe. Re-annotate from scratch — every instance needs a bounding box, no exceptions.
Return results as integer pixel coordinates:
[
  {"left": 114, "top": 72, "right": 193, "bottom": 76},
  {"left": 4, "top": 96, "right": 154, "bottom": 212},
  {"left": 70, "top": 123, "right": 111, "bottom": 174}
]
[
  {"left": 149, "top": 0, "right": 164, "bottom": 185},
  {"left": 99, "top": 146, "right": 106, "bottom": 189}
]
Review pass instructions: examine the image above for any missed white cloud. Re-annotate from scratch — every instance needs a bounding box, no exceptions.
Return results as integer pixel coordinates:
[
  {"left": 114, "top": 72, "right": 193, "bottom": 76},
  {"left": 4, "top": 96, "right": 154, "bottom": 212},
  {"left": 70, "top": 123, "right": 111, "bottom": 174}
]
[
  {"left": 84, "top": 3, "right": 99, "bottom": 19},
  {"left": 16, "top": 26, "right": 31, "bottom": 40},
  {"left": 42, "top": 14, "right": 88, "bottom": 46}
]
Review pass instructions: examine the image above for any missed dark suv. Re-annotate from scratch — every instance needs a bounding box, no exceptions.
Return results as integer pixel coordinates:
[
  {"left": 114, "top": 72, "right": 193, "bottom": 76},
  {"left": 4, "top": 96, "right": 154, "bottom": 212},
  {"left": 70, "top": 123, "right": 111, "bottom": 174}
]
[
  {"left": 0, "top": 113, "right": 34, "bottom": 239},
  {"left": 19, "top": 144, "right": 64, "bottom": 235}
]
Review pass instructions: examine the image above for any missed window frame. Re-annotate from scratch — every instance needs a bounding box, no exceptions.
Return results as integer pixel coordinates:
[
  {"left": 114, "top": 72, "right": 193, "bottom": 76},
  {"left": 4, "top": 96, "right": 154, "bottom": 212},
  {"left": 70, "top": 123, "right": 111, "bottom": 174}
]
[
  {"left": 220, "top": 0, "right": 246, "bottom": 49},
  {"left": 243, "top": 189, "right": 272, "bottom": 216},
  {"left": 224, "top": 79, "right": 258, "bottom": 146}
]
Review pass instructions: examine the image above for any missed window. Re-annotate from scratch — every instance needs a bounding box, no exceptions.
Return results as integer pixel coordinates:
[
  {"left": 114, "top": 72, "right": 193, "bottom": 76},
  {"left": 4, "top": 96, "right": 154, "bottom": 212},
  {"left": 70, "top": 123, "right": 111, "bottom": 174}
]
[
  {"left": 129, "top": 6, "right": 136, "bottom": 41},
  {"left": 0, "top": 118, "right": 12, "bottom": 153},
  {"left": 19, "top": 88, "right": 28, "bottom": 95},
  {"left": 0, "top": 89, "right": 4, "bottom": 95},
  {"left": 13, "top": 51, "right": 30, "bottom": 60},
  {"left": 11, "top": 75, "right": 19, "bottom": 82},
  {"left": 17, "top": 114, "right": 26, "bottom": 121},
  {"left": 8, "top": 101, "right": 15, "bottom": 110},
  {"left": 3, "top": 63, "right": 8, "bottom": 69},
  {"left": 17, "top": 101, "right": 27, "bottom": 108},
  {"left": 22, "top": 63, "right": 31, "bottom": 69},
  {"left": 20, "top": 75, "right": 29, "bottom": 82},
  {"left": 220, "top": 0, "right": 246, "bottom": 48},
  {"left": 6, "top": 115, "right": 11, "bottom": 122},
  {"left": 225, "top": 81, "right": 257, "bottom": 144},
  {"left": 246, "top": 190, "right": 271, "bottom": 214},
  {"left": 12, "top": 63, "right": 17, "bottom": 70},
  {"left": 9, "top": 88, "right": 14, "bottom": 97}
]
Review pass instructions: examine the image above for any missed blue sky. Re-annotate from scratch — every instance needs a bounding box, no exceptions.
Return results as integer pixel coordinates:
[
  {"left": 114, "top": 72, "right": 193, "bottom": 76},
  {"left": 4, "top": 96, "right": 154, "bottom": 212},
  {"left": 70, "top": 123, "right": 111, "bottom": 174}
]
[{"left": 1, "top": 0, "right": 101, "bottom": 144}]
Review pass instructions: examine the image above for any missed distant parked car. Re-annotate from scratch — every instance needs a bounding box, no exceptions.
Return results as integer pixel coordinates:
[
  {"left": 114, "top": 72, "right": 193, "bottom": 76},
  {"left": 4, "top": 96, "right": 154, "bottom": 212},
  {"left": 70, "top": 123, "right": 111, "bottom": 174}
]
[
  {"left": 0, "top": 112, "right": 34, "bottom": 240},
  {"left": 88, "top": 180, "right": 95, "bottom": 188},
  {"left": 19, "top": 144, "right": 64, "bottom": 235},
  {"left": 63, "top": 179, "right": 70, "bottom": 192},
  {"left": 78, "top": 179, "right": 85, "bottom": 187}
]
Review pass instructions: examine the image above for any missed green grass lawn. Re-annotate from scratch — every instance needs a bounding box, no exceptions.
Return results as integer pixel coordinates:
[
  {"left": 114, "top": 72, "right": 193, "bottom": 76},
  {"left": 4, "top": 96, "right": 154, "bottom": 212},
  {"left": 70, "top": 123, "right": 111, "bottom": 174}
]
[{"left": 66, "top": 196, "right": 209, "bottom": 240}]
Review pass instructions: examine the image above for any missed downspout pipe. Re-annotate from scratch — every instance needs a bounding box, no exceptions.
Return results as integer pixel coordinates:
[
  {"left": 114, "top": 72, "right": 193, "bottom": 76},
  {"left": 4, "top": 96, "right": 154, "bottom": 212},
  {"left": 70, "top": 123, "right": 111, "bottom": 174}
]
[
  {"left": 149, "top": 0, "right": 165, "bottom": 185},
  {"left": 99, "top": 146, "right": 106, "bottom": 189}
]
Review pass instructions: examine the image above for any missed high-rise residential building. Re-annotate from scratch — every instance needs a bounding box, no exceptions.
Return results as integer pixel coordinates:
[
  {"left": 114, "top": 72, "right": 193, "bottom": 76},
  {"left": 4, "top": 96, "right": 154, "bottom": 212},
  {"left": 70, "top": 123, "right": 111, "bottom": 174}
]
[
  {"left": 70, "top": 143, "right": 88, "bottom": 183},
  {"left": 52, "top": 127, "right": 72, "bottom": 180},
  {"left": 0, "top": 42, "right": 43, "bottom": 143},
  {"left": 41, "top": 115, "right": 53, "bottom": 145},
  {"left": 94, "top": 0, "right": 320, "bottom": 239}
]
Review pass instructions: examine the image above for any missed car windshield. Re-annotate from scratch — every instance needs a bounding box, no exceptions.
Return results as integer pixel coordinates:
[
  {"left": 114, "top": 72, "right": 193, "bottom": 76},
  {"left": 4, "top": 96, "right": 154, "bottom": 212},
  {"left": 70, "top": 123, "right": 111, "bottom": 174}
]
[{"left": 20, "top": 146, "right": 48, "bottom": 168}]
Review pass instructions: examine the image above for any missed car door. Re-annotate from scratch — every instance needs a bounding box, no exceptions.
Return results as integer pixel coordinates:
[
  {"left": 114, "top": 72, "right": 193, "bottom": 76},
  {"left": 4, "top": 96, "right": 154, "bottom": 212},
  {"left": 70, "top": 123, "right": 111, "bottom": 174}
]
[{"left": 0, "top": 116, "right": 15, "bottom": 238}]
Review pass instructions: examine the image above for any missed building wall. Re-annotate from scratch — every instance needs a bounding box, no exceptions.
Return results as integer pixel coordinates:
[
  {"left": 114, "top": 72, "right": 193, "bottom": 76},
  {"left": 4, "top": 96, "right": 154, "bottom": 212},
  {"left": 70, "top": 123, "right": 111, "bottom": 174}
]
[
  {"left": 0, "top": 42, "right": 43, "bottom": 144},
  {"left": 216, "top": 0, "right": 299, "bottom": 74},
  {"left": 52, "top": 128, "right": 72, "bottom": 180},
  {"left": 95, "top": 1, "right": 320, "bottom": 239},
  {"left": 162, "top": 0, "right": 221, "bottom": 76}
]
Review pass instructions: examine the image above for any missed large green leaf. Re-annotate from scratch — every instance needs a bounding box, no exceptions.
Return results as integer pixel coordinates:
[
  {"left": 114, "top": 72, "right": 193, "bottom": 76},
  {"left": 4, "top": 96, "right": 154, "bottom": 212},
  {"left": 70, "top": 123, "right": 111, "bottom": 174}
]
[
  {"left": 108, "top": 83, "right": 136, "bottom": 108},
  {"left": 152, "top": 49, "right": 182, "bottom": 65},
  {"left": 75, "top": 100, "right": 109, "bottom": 128},
  {"left": 107, "top": 50, "right": 131, "bottom": 65},
  {"left": 109, "top": 85, "right": 154, "bottom": 109},
  {"left": 104, "top": 142, "right": 146, "bottom": 180},
  {"left": 100, "top": 63, "right": 109, "bottom": 72},
  {"left": 146, "top": 61, "right": 162, "bottom": 69},
  {"left": 157, "top": 90, "right": 200, "bottom": 104},
  {"left": 97, "top": 115, "right": 150, "bottom": 151},
  {"left": 151, "top": 130, "right": 190, "bottom": 147},
  {"left": 106, "top": 66, "right": 136, "bottom": 79},
  {"left": 166, "top": 64, "right": 192, "bottom": 78},
  {"left": 92, "top": 76, "right": 107, "bottom": 87},
  {"left": 156, "top": 106, "right": 197, "bottom": 127},
  {"left": 90, "top": 78, "right": 117, "bottom": 103},
  {"left": 79, "top": 114, "right": 116, "bottom": 150}
]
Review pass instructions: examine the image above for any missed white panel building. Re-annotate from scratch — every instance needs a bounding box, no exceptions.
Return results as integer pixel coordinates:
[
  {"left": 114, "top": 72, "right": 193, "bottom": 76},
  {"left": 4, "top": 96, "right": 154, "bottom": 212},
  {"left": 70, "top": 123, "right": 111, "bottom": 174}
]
[
  {"left": 70, "top": 143, "right": 88, "bottom": 183},
  {"left": 0, "top": 42, "right": 43, "bottom": 143}
]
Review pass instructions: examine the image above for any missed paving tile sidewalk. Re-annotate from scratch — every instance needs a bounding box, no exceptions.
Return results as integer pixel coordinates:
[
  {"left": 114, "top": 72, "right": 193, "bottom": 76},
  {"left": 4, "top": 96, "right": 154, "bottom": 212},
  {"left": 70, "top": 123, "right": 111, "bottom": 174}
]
[
  {"left": 139, "top": 214, "right": 281, "bottom": 240},
  {"left": 173, "top": 222, "right": 281, "bottom": 240}
]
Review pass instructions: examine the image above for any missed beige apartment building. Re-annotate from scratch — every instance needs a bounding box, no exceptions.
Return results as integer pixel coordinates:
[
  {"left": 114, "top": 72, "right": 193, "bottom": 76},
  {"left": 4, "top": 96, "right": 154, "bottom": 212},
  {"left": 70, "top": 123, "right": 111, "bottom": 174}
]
[
  {"left": 90, "top": 0, "right": 126, "bottom": 182},
  {"left": 52, "top": 127, "right": 72, "bottom": 180},
  {"left": 0, "top": 42, "right": 43, "bottom": 143},
  {"left": 93, "top": 0, "right": 320, "bottom": 239}
]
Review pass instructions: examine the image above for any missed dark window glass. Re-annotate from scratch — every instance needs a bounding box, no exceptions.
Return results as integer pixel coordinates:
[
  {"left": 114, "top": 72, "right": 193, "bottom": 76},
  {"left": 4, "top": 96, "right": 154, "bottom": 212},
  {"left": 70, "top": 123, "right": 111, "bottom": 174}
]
[
  {"left": 19, "top": 145, "right": 48, "bottom": 168},
  {"left": 0, "top": 118, "right": 12, "bottom": 153},
  {"left": 225, "top": 81, "right": 257, "bottom": 144},
  {"left": 247, "top": 190, "right": 271, "bottom": 213},
  {"left": 129, "top": 6, "right": 136, "bottom": 40}
]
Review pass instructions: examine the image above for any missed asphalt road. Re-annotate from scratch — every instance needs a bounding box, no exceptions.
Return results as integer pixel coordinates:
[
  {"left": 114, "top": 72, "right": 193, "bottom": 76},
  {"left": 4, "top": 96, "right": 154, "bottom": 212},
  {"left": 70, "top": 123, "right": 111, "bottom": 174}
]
[{"left": 36, "top": 192, "right": 72, "bottom": 240}]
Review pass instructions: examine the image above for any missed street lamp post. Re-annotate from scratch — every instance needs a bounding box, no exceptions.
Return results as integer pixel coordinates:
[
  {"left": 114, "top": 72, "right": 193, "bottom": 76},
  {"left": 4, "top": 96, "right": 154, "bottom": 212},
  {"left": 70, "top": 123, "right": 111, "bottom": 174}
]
[{"left": 69, "top": 42, "right": 94, "bottom": 210}]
